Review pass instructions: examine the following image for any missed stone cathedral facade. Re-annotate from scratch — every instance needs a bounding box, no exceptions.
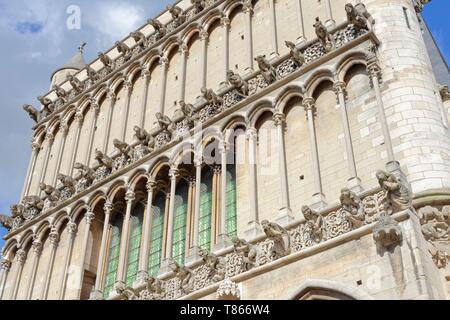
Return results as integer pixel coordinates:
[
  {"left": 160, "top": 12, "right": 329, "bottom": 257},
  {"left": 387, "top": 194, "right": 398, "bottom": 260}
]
[{"left": 1, "top": 0, "right": 449, "bottom": 300}]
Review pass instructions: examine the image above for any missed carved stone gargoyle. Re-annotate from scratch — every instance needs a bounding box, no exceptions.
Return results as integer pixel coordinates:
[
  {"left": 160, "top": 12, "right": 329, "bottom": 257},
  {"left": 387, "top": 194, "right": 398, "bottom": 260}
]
[
  {"left": 57, "top": 174, "right": 77, "bottom": 194},
  {"left": 115, "top": 282, "right": 139, "bottom": 301},
  {"left": 346, "top": 3, "right": 375, "bottom": 32},
  {"left": 67, "top": 75, "right": 84, "bottom": 94},
  {"left": 232, "top": 237, "right": 257, "bottom": 271},
  {"left": 154, "top": 112, "right": 174, "bottom": 132},
  {"left": 261, "top": 220, "right": 291, "bottom": 259},
  {"left": 199, "top": 248, "right": 226, "bottom": 283},
  {"left": 22, "top": 196, "right": 44, "bottom": 215},
  {"left": 227, "top": 70, "right": 249, "bottom": 96},
  {"left": 340, "top": 188, "right": 365, "bottom": 228},
  {"left": 373, "top": 214, "right": 402, "bottom": 249},
  {"left": 85, "top": 65, "right": 101, "bottom": 82},
  {"left": 130, "top": 31, "right": 148, "bottom": 49},
  {"left": 302, "top": 205, "right": 327, "bottom": 243},
  {"left": 0, "top": 214, "right": 13, "bottom": 231},
  {"left": 40, "top": 183, "right": 61, "bottom": 203},
  {"left": 98, "top": 52, "right": 114, "bottom": 72},
  {"left": 37, "top": 96, "right": 55, "bottom": 114},
  {"left": 169, "top": 261, "right": 195, "bottom": 294},
  {"left": 133, "top": 126, "right": 155, "bottom": 151},
  {"left": 142, "top": 275, "right": 165, "bottom": 300},
  {"left": 113, "top": 139, "right": 132, "bottom": 159},
  {"left": 10, "top": 204, "right": 24, "bottom": 219},
  {"left": 52, "top": 84, "right": 68, "bottom": 103},
  {"left": 285, "top": 41, "right": 306, "bottom": 68},
  {"left": 23, "top": 104, "right": 40, "bottom": 123},
  {"left": 376, "top": 170, "right": 412, "bottom": 214},
  {"left": 115, "top": 40, "right": 132, "bottom": 60},
  {"left": 74, "top": 162, "right": 95, "bottom": 184},
  {"left": 201, "top": 87, "right": 223, "bottom": 106},
  {"left": 177, "top": 100, "right": 198, "bottom": 125},
  {"left": 148, "top": 19, "right": 167, "bottom": 39},
  {"left": 94, "top": 149, "right": 113, "bottom": 170},
  {"left": 167, "top": 5, "right": 186, "bottom": 26},
  {"left": 254, "top": 55, "right": 278, "bottom": 84},
  {"left": 314, "top": 17, "right": 334, "bottom": 52},
  {"left": 191, "top": 0, "right": 206, "bottom": 12}
]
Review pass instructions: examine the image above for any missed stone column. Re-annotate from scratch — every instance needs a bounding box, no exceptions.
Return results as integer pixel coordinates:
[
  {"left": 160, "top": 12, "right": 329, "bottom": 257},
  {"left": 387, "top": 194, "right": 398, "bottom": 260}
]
[
  {"left": 41, "top": 228, "right": 59, "bottom": 300},
  {"left": 268, "top": 0, "right": 279, "bottom": 60},
  {"left": 69, "top": 111, "right": 84, "bottom": 176},
  {"left": 25, "top": 240, "right": 42, "bottom": 300},
  {"left": 179, "top": 43, "right": 188, "bottom": 102},
  {"left": 120, "top": 81, "right": 133, "bottom": 141},
  {"left": 221, "top": 15, "right": 231, "bottom": 88},
  {"left": 38, "top": 132, "right": 55, "bottom": 195},
  {"left": 273, "top": 112, "right": 294, "bottom": 224},
  {"left": 139, "top": 69, "right": 151, "bottom": 129},
  {"left": 295, "top": 0, "right": 306, "bottom": 44},
  {"left": 103, "top": 89, "right": 116, "bottom": 154},
  {"left": 303, "top": 98, "right": 327, "bottom": 210},
  {"left": 164, "top": 168, "right": 179, "bottom": 261},
  {"left": 22, "top": 140, "right": 41, "bottom": 198},
  {"left": 200, "top": 28, "right": 209, "bottom": 90},
  {"left": 58, "top": 222, "right": 78, "bottom": 300},
  {"left": 324, "top": 0, "right": 335, "bottom": 28},
  {"left": 366, "top": 55, "right": 395, "bottom": 163},
  {"left": 91, "top": 201, "right": 112, "bottom": 299},
  {"left": 245, "top": 127, "right": 262, "bottom": 238},
  {"left": 158, "top": 56, "right": 169, "bottom": 115},
  {"left": 243, "top": 3, "right": 254, "bottom": 74},
  {"left": 135, "top": 178, "right": 156, "bottom": 286},
  {"left": 52, "top": 120, "right": 69, "bottom": 186},
  {"left": 84, "top": 101, "right": 100, "bottom": 166},
  {"left": 187, "top": 158, "right": 202, "bottom": 262},
  {"left": 216, "top": 141, "right": 231, "bottom": 249},
  {"left": 11, "top": 249, "right": 27, "bottom": 300},
  {"left": 0, "top": 260, "right": 12, "bottom": 300},
  {"left": 115, "top": 186, "right": 135, "bottom": 289},
  {"left": 333, "top": 81, "right": 363, "bottom": 193},
  {"left": 75, "top": 211, "right": 95, "bottom": 299}
]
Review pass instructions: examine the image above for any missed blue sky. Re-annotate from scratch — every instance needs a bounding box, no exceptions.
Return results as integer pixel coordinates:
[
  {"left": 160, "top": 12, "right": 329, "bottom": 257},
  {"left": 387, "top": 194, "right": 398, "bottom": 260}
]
[{"left": 0, "top": 1, "right": 449, "bottom": 252}]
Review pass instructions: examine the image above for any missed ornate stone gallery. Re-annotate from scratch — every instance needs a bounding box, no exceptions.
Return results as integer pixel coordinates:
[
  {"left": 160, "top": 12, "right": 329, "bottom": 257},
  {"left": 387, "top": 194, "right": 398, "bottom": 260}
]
[{"left": 1, "top": 0, "right": 449, "bottom": 300}]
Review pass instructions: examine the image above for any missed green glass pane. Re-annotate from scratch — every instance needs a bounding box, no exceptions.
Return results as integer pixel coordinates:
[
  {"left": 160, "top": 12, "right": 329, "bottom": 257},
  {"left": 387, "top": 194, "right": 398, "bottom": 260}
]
[
  {"left": 103, "top": 215, "right": 123, "bottom": 299},
  {"left": 125, "top": 203, "right": 145, "bottom": 287},
  {"left": 148, "top": 192, "right": 166, "bottom": 277},
  {"left": 198, "top": 168, "right": 213, "bottom": 252},
  {"left": 172, "top": 181, "right": 188, "bottom": 265},
  {"left": 226, "top": 165, "right": 237, "bottom": 237}
]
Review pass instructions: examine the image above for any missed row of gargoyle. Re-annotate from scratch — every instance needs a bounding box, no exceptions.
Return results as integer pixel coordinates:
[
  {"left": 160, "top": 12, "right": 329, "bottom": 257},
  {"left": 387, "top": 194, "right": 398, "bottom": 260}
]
[{"left": 22, "top": 3, "right": 374, "bottom": 125}]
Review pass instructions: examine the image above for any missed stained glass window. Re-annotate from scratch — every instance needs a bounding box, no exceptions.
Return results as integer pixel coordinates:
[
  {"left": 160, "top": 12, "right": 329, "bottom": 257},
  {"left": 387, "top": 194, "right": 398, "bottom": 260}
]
[
  {"left": 103, "top": 215, "right": 123, "bottom": 299},
  {"left": 172, "top": 181, "right": 188, "bottom": 265},
  {"left": 226, "top": 164, "right": 237, "bottom": 237},
  {"left": 148, "top": 192, "right": 166, "bottom": 277},
  {"left": 125, "top": 203, "right": 144, "bottom": 287},
  {"left": 199, "top": 168, "right": 213, "bottom": 252}
]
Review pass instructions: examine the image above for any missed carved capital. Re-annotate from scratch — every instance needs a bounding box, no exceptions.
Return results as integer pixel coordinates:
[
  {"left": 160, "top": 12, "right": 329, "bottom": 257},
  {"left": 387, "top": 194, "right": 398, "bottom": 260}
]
[
  {"left": 84, "top": 211, "right": 95, "bottom": 225},
  {"left": 221, "top": 16, "right": 231, "bottom": 28},
  {"left": 31, "top": 141, "right": 41, "bottom": 152},
  {"left": 302, "top": 98, "right": 316, "bottom": 114},
  {"left": 124, "top": 81, "right": 133, "bottom": 94},
  {"left": 107, "top": 90, "right": 116, "bottom": 102},
  {"left": 32, "top": 240, "right": 43, "bottom": 256},
  {"left": 75, "top": 112, "right": 84, "bottom": 127},
  {"left": 104, "top": 200, "right": 114, "bottom": 214},
  {"left": 125, "top": 187, "right": 136, "bottom": 203},
  {"left": 49, "top": 228, "right": 60, "bottom": 246},
  {"left": 178, "top": 43, "right": 188, "bottom": 55},
  {"left": 169, "top": 168, "right": 179, "bottom": 180},
  {"left": 273, "top": 112, "right": 286, "bottom": 127},
  {"left": 67, "top": 222, "right": 78, "bottom": 236},
  {"left": 245, "top": 127, "right": 258, "bottom": 141},
  {"left": 60, "top": 121, "right": 69, "bottom": 136},
  {"left": 219, "top": 141, "right": 229, "bottom": 154},
  {"left": 146, "top": 178, "right": 157, "bottom": 192},
  {"left": 142, "top": 69, "right": 151, "bottom": 81},
  {"left": 200, "top": 28, "right": 209, "bottom": 41},
  {"left": 159, "top": 56, "right": 169, "bottom": 66},
  {"left": 0, "top": 259, "right": 11, "bottom": 272},
  {"left": 45, "top": 132, "right": 55, "bottom": 143},
  {"left": 242, "top": 1, "right": 254, "bottom": 14},
  {"left": 16, "top": 249, "right": 27, "bottom": 264},
  {"left": 333, "top": 81, "right": 347, "bottom": 96},
  {"left": 91, "top": 101, "right": 100, "bottom": 115}
]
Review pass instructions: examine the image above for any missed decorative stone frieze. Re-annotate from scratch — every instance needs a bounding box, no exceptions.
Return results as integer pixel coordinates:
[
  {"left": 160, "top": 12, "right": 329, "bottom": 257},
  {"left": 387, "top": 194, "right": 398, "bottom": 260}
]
[{"left": 216, "top": 278, "right": 240, "bottom": 301}]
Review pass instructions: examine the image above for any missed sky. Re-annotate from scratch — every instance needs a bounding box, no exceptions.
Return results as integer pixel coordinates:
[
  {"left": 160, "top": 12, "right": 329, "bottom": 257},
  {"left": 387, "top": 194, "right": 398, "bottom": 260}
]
[{"left": 0, "top": 1, "right": 449, "bottom": 250}]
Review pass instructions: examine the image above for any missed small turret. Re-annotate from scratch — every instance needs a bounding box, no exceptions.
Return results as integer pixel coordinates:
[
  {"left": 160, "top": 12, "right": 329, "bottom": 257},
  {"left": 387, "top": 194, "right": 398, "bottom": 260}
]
[{"left": 50, "top": 42, "right": 87, "bottom": 89}]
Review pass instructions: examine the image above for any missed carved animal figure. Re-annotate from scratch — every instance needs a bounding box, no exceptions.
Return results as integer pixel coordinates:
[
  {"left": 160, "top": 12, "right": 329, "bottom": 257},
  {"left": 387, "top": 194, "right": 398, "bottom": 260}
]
[
  {"left": 345, "top": 3, "right": 369, "bottom": 31},
  {"left": 301, "top": 206, "right": 326, "bottom": 243},
  {"left": 52, "top": 84, "right": 67, "bottom": 101},
  {"left": 95, "top": 150, "right": 113, "bottom": 169},
  {"left": 23, "top": 104, "right": 40, "bottom": 123},
  {"left": 130, "top": 31, "right": 147, "bottom": 48},
  {"left": 418, "top": 206, "right": 450, "bottom": 241},
  {"left": 0, "top": 214, "right": 13, "bottom": 231},
  {"left": 74, "top": 163, "right": 96, "bottom": 182},
  {"left": 232, "top": 237, "right": 258, "bottom": 270},
  {"left": 22, "top": 196, "right": 44, "bottom": 211},
  {"left": 285, "top": 41, "right": 306, "bottom": 67},
  {"left": 254, "top": 55, "right": 278, "bottom": 84},
  {"left": 133, "top": 126, "right": 152, "bottom": 146},
  {"left": 57, "top": 174, "right": 76, "bottom": 193},
  {"left": 314, "top": 17, "right": 333, "bottom": 52},
  {"left": 201, "top": 88, "right": 223, "bottom": 106},
  {"left": 191, "top": 0, "right": 205, "bottom": 12},
  {"left": 167, "top": 5, "right": 186, "bottom": 25},
  {"left": 227, "top": 70, "right": 249, "bottom": 96},
  {"left": 340, "top": 188, "right": 365, "bottom": 228},
  {"left": 67, "top": 75, "right": 84, "bottom": 93},
  {"left": 148, "top": 19, "right": 167, "bottom": 37},
  {"left": 199, "top": 249, "right": 226, "bottom": 282},
  {"left": 169, "top": 261, "right": 195, "bottom": 294},
  {"left": 113, "top": 139, "right": 132, "bottom": 158},
  {"left": 86, "top": 65, "right": 100, "bottom": 82},
  {"left": 145, "top": 276, "right": 165, "bottom": 298},
  {"left": 376, "top": 170, "right": 412, "bottom": 213},
  {"left": 10, "top": 204, "right": 24, "bottom": 219},
  {"left": 98, "top": 52, "right": 114, "bottom": 71},
  {"left": 154, "top": 112, "right": 173, "bottom": 131},
  {"left": 261, "top": 220, "right": 291, "bottom": 258},
  {"left": 37, "top": 96, "right": 55, "bottom": 114},
  {"left": 40, "top": 183, "right": 61, "bottom": 202},
  {"left": 115, "top": 283, "right": 139, "bottom": 300},
  {"left": 115, "top": 41, "right": 131, "bottom": 58}
]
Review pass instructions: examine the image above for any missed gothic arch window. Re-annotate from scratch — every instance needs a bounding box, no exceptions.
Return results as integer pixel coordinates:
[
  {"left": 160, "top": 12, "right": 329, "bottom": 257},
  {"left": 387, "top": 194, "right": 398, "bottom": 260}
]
[
  {"left": 103, "top": 213, "right": 123, "bottom": 298},
  {"left": 226, "top": 163, "right": 237, "bottom": 237},
  {"left": 149, "top": 191, "right": 167, "bottom": 277},
  {"left": 125, "top": 202, "right": 145, "bottom": 287},
  {"left": 199, "top": 167, "right": 214, "bottom": 251},
  {"left": 172, "top": 180, "right": 189, "bottom": 265}
]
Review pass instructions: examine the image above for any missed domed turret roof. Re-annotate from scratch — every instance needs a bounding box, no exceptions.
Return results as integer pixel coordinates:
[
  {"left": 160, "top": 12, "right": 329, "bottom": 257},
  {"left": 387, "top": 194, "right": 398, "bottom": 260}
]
[{"left": 51, "top": 42, "right": 87, "bottom": 80}]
